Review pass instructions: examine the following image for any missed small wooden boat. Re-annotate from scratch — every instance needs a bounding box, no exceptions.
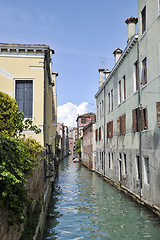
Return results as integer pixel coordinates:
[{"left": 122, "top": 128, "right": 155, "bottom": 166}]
[{"left": 73, "top": 158, "right": 79, "bottom": 163}]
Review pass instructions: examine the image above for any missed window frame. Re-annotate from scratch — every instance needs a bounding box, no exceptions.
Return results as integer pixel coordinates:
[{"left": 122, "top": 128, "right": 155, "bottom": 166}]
[
  {"left": 14, "top": 78, "right": 34, "bottom": 119},
  {"left": 133, "top": 61, "right": 138, "bottom": 92},
  {"left": 144, "top": 157, "right": 150, "bottom": 184},
  {"left": 141, "top": 6, "right": 146, "bottom": 35},
  {"left": 141, "top": 56, "right": 147, "bottom": 86}
]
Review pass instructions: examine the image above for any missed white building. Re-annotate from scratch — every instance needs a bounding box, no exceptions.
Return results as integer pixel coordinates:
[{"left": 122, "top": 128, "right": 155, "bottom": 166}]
[{"left": 95, "top": 0, "right": 160, "bottom": 213}]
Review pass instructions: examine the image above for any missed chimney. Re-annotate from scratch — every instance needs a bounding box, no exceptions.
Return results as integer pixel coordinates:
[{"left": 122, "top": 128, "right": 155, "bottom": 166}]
[
  {"left": 125, "top": 16, "right": 138, "bottom": 43},
  {"left": 104, "top": 69, "right": 110, "bottom": 80},
  {"left": 113, "top": 48, "right": 123, "bottom": 64},
  {"left": 98, "top": 69, "right": 105, "bottom": 88}
]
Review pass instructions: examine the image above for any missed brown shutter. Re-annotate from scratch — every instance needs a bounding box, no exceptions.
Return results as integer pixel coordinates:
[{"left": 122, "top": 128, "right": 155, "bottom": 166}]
[
  {"left": 107, "top": 123, "right": 109, "bottom": 138},
  {"left": 111, "top": 121, "right": 113, "bottom": 137},
  {"left": 122, "top": 114, "right": 126, "bottom": 135},
  {"left": 157, "top": 102, "right": 160, "bottom": 127},
  {"left": 117, "top": 118, "right": 120, "bottom": 136},
  {"left": 132, "top": 109, "right": 136, "bottom": 133},
  {"left": 145, "top": 108, "right": 148, "bottom": 130}
]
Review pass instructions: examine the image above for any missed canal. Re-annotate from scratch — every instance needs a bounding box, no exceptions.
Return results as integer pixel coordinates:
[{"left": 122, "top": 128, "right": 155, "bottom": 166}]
[{"left": 42, "top": 156, "right": 160, "bottom": 240}]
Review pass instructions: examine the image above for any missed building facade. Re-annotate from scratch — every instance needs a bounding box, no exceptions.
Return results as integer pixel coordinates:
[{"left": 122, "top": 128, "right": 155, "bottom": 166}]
[
  {"left": 76, "top": 112, "right": 96, "bottom": 139},
  {"left": 95, "top": 0, "right": 160, "bottom": 212},
  {"left": 0, "top": 43, "right": 57, "bottom": 156},
  {"left": 81, "top": 121, "right": 96, "bottom": 171}
]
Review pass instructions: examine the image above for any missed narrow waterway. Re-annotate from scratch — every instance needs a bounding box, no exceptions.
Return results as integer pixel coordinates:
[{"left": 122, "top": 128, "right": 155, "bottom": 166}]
[{"left": 42, "top": 157, "right": 160, "bottom": 240}]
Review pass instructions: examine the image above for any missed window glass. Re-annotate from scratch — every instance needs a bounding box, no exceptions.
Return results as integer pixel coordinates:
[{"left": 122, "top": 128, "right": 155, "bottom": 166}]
[
  {"left": 142, "top": 57, "right": 147, "bottom": 85},
  {"left": 141, "top": 6, "right": 146, "bottom": 34}
]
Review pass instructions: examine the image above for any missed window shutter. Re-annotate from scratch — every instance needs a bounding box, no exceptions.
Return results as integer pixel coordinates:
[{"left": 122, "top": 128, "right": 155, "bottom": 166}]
[
  {"left": 122, "top": 114, "right": 126, "bottom": 135},
  {"left": 132, "top": 109, "right": 136, "bottom": 133},
  {"left": 156, "top": 102, "right": 160, "bottom": 127},
  {"left": 95, "top": 129, "right": 98, "bottom": 141},
  {"left": 111, "top": 121, "right": 113, "bottom": 137},
  {"left": 117, "top": 118, "right": 120, "bottom": 136}
]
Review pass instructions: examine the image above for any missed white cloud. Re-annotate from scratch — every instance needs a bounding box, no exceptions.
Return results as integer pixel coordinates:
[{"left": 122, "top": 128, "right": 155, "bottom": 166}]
[{"left": 57, "top": 102, "right": 88, "bottom": 127}]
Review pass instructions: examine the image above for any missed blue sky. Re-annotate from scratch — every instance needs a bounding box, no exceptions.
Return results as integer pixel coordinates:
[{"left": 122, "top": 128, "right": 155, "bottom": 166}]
[{"left": 0, "top": 0, "right": 138, "bottom": 127}]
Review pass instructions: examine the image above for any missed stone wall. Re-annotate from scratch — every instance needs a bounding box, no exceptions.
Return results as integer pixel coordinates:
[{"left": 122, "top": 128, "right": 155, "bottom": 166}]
[{"left": 0, "top": 156, "right": 53, "bottom": 240}]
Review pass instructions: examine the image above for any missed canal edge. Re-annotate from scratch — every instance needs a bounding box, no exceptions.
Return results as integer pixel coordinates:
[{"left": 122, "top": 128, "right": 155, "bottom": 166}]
[{"left": 94, "top": 170, "right": 160, "bottom": 218}]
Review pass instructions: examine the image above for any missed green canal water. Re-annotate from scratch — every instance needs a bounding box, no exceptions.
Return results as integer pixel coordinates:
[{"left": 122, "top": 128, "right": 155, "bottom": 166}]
[{"left": 42, "top": 156, "right": 160, "bottom": 240}]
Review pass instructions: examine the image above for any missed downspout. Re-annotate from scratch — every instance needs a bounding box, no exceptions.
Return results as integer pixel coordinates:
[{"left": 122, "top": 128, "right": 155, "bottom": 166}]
[
  {"left": 137, "top": 40, "right": 143, "bottom": 199},
  {"left": 104, "top": 86, "right": 106, "bottom": 176}
]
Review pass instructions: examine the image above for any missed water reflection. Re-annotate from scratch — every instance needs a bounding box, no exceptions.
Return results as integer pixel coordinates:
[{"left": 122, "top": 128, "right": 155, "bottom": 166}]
[{"left": 42, "top": 156, "right": 160, "bottom": 240}]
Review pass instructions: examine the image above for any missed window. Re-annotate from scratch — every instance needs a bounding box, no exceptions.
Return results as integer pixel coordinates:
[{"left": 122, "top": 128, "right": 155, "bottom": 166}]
[
  {"left": 117, "top": 114, "right": 126, "bottom": 136},
  {"left": 141, "top": 108, "right": 148, "bottom": 130},
  {"left": 102, "top": 100, "right": 104, "bottom": 117},
  {"left": 119, "top": 153, "right": 122, "bottom": 181},
  {"left": 144, "top": 157, "right": 149, "bottom": 184},
  {"left": 100, "top": 102, "right": 102, "bottom": 118},
  {"left": 132, "top": 107, "right": 148, "bottom": 132},
  {"left": 108, "top": 92, "right": 110, "bottom": 113},
  {"left": 109, "top": 152, "right": 111, "bottom": 169},
  {"left": 111, "top": 89, "right": 114, "bottom": 110},
  {"left": 124, "top": 153, "right": 127, "bottom": 175},
  {"left": 132, "top": 108, "right": 140, "bottom": 133},
  {"left": 141, "top": 6, "right": 146, "bottom": 34},
  {"left": 122, "top": 75, "right": 126, "bottom": 101},
  {"left": 99, "top": 127, "right": 101, "bottom": 141},
  {"left": 97, "top": 106, "right": 99, "bottom": 121},
  {"left": 156, "top": 102, "right": 160, "bottom": 127},
  {"left": 15, "top": 80, "right": 33, "bottom": 118},
  {"left": 101, "top": 126, "right": 104, "bottom": 140},
  {"left": 136, "top": 156, "right": 140, "bottom": 180},
  {"left": 134, "top": 61, "right": 138, "bottom": 92},
  {"left": 111, "top": 153, "right": 113, "bottom": 169},
  {"left": 118, "top": 80, "right": 121, "bottom": 104},
  {"left": 107, "top": 121, "right": 113, "bottom": 138},
  {"left": 81, "top": 118, "right": 86, "bottom": 123},
  {"left": 95, "top": 129, "right": 98, "bottom": 141},
  {"left": 141, "top": 57, "right": 147, "bottom": 85}
]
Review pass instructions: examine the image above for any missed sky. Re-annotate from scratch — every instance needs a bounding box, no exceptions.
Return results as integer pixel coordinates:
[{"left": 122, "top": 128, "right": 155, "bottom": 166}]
[{"left": 0, "top": 0, "right": 138, "bottom": 127}]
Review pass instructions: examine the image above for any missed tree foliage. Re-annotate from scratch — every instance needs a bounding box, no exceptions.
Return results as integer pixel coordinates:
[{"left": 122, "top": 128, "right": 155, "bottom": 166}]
[
  {"left": 76, "top": 138, "right": 81, "bottom": 158},
  {"left": 0, "top": 92, "right": 43, "bottom": 229},
  {"left": 0, "top": 91, "right": 41, "bottom": 137}
]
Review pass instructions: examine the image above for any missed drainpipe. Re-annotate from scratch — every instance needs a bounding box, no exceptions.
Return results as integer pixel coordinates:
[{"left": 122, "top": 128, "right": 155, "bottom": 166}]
[
  {"left": 137, "top": 40, "right": 143, "bottom": 199},
  {"left": 104, "top": 86, "right": 106, "bottom": 176}
]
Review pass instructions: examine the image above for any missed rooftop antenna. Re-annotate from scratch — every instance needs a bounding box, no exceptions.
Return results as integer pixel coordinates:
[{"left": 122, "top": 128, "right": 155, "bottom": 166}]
[{"left": 99, "top": 57, "right": 106, "bottom": 69}]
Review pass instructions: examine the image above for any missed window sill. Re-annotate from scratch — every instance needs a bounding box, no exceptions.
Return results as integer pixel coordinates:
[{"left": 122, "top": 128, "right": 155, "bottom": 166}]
[
  {"left": 140, "top": 31, "right": 147, "bottom": 40},
  {"left": 141, "top": 83, "right": 148, "bottom": 89}
]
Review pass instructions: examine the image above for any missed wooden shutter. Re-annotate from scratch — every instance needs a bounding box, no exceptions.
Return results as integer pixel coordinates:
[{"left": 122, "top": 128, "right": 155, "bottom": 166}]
[
  {"left": 15, "top": 80, "right": 33, "bottom": 118},
  {"left": 117, "top": 118, "right": 120, "bottom": 136},
  {"left": 157, "top": 102, "right": 160, "bottom": 127},
  {"left": 122, "top": 114, "right": 126, "bottom": 135},
  {"left": 110, "top": 121, "right": 113, "bottom": 138},
  {"left": 132, "top": 109, "right": 136, "bottom": 133}
]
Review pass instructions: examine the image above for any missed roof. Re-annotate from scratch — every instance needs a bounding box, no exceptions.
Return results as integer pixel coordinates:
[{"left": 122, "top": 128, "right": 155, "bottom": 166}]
[
  {"left": 0, "top": 42, "right": 55, "bottom": 53},
  {"left": 95, "top": 34, "right": 138, "bottom": 98},
  {"left": 76, "top": 112, "right": 96, "bottom": 121}
]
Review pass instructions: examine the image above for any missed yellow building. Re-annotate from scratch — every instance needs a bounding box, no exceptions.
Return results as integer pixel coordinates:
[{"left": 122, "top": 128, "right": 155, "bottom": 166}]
[{"left": 0, "top": 43, "right": 57, "bottom": 155}]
